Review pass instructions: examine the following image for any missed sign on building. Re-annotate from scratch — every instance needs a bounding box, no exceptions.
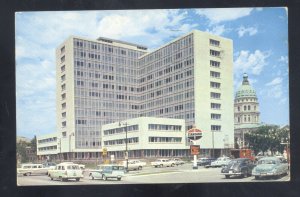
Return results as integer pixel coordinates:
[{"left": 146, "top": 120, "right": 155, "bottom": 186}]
[
  {"left": 190, "top": 145, "right": 200, "bottom": 155},
  {"left": 187, "top": 127, "right": 203, "bottom": 141}
]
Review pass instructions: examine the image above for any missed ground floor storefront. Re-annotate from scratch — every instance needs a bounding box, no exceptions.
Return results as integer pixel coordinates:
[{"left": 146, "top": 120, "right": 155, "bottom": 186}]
[{"left": 38, "top": 148, "right": 232, "bottom": 164}]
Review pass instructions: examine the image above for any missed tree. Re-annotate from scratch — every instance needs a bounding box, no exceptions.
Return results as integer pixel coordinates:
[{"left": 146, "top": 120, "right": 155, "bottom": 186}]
[
  {"left": 245, "top": 125, "right": 289, "bottom": 155},
  {"left": 30, "top": 135, "right": 37, "bottom": 154},
  {"left": 16, "top": 140, "right": 29, "bottom": 163}
]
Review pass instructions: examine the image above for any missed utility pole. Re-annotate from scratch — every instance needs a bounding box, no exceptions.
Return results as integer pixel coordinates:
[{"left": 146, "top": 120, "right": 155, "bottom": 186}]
[
  {"left": 119, "top": 122, "right": 128, "bottom": 172},
  {"left": 59, "top": 138, "right": 62, "bottom": 163},
  {"left": 212, "top": 131, "right": 215, "bottom": 158}
]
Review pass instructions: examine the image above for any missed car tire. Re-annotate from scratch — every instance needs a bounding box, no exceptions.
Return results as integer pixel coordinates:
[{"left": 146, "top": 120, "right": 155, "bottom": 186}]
[
  {"left": 241, "top": 170, "right": 247, "bottom": 178},
  {"left": 225, "top": 175, "right": 230, "bottom": 179},
  {"left": 76, "top": 178, "right": 80, "bottom": 181},
  {"left": 102, "top": 174, "right": 107, "bottom": 181},
  {"left": 117, "top": 177, "right": 121, "bottom": 181}
]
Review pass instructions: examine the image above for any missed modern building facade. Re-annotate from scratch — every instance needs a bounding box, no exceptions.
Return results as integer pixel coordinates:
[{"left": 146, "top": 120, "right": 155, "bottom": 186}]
[
  {"left": 234, "top": 73, "right": 261, "bottom": 148},
  {"left": 37, "top": 30, "right": 234, "bottom": 160},
  {"left": 102, "top": 117, "right": 188, "bottom": 158}
]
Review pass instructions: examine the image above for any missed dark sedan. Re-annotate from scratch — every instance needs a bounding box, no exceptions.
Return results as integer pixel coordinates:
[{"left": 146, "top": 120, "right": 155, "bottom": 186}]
[
  {"left": 197, "top": 157, "right": 217, "bottom": 166},
  {"left": 221, "top": 158, "right": 255, "bottom": 178}
]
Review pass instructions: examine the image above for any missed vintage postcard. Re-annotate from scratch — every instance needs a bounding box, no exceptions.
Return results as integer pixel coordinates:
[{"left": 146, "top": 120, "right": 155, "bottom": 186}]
[{"left": 16, "top": 8, "right": 289, "bottom": 185}]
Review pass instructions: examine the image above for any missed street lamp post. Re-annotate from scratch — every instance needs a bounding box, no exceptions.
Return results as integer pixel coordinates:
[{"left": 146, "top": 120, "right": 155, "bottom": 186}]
[
  {"left": 119, "top": 122, "right": 128, "bottom": 172},
  {"left": 59, "top": 138, "right": 62, "bottom": 163},
  {"left": 69, "top": 133, "right": 74, "bottom": 161},
  {"left": 212, "top": 130, "right": 215, "bottom": 158}
]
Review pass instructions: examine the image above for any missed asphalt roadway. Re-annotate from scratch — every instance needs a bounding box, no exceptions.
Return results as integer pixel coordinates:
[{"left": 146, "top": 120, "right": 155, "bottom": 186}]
[{"left": 17, "top": 163, "right": 290, "bottom": 186}]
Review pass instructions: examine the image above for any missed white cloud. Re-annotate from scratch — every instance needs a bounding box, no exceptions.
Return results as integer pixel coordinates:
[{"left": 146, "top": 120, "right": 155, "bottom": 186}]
[
  {"left": 265, "top": 77, "right": 283, "bottom": 86},
  {"left": 237, "top": 26, "right": 258, "bottom": 37},
  {"left": 16, "top": 10, "right": 198, "bottom": 138},
  {"left": 234, "top": 50, "right": 271, "bottom": 76},
  {"left": 195, "top": 8, "right": 254, "bottom": 24},
  {"left": 205, "top": 25, "right": 230, "bottom": 36},
  {"left": 95, "top": 10, "right": 197, "bottom": 47},
  {"left": 278, "top": 55, "right": 288, "bottom": 64},
  {"left": 266, "top": 84, "right": 283, "bottom": 99}
]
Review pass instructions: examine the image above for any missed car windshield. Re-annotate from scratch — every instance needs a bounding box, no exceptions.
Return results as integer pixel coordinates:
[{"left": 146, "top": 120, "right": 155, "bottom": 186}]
[
  {"left": 228, "top": 160, "right": 242, "bottom": 165},
  {"left": 258, "top": 160, "right": 276, "bottom": 164},
  {"left": 112, "top": 166, "right": 124, "bottom": 170},
  {"left": 67, "top": 165, "right": 79, "bottom": 170}
]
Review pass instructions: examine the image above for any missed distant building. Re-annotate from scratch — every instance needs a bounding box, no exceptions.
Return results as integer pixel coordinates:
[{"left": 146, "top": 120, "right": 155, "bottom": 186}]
[
  {"left": 16, "top": 136, "right": 31, "bottom": 143},
  {"left": 234, "top": 73, "right": 261, "bottom": 148},
  {"left": 16, "top": 136, "right": 37, "bottom": 163}
]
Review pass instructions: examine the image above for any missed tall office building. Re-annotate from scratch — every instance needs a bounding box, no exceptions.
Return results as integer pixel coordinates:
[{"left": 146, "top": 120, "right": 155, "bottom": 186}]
[{"left": 37, "top": 30, "right": 234, "bottom": 160}]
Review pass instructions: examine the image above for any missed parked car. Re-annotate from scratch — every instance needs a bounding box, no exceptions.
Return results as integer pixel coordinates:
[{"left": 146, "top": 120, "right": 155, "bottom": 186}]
[
  {"left": 48, "top": 162, "right": 83, "bottom": 181},
  {"left": 210, "top": 156, "right": 231, "bottom": 167},
  {"left": 197, "top": 157, "right": 217, "bottom": 166},
  {"left": 252, "top": 157, "right": 289, "bottom": 180},
  {"left": 89, "top": 164, "right": 125, "bottom": 181},
  {"left": 42, "top": 162, "right": 57, "bottom": 170},
  {"left": 151, "top": 159, "right": 175, "bottom": 168},
  {"left": 17, "top": 163, "right": 49, "bottom": 176},
  {"left": 221, "top": 158, "right": 256, "bottom": 178},
  {"left": 121, "top": 160, "right": 147, "bottom": 171},
  {"left": 171, "top": 158, "right": 185, "bottom": 166}
]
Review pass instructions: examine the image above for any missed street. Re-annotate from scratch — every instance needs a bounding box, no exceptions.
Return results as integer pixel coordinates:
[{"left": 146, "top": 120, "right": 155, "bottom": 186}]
[{"left": 17, "top": 163, "right": 290, "bottom": 186}]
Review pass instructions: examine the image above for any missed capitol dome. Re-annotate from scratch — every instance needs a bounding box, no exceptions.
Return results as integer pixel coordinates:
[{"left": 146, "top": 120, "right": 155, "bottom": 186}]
[{"left": 235, "top": 73, "right": 257, "bottom": 99}]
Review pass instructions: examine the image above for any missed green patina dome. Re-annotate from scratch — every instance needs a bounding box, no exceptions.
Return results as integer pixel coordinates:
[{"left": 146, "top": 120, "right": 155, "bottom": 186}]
[{"left": 235, "top": 73, "right": 257, "bottom": 99}]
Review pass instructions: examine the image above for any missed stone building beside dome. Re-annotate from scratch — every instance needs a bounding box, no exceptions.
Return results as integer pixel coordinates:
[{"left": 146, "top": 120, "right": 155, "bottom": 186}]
[{"left": 234, "top": 73, "right": 261, "bottom": 148}]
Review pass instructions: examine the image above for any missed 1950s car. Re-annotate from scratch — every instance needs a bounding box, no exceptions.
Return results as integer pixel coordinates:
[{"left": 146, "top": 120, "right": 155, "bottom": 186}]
[
  {"left": 210, "top": 156, "right": 231, "bottom": 167},
  {"left": 221, "top": 158, "right": 255, "bottom": 178},
  {"left": 48, "top": 162, "right": 83, "bottom": 181},
  {"left": 89, "top": 164, "right": 125, "bottom": 181},
  {"left": 252, "top": 157, "right": 289, "bottom": 179}
]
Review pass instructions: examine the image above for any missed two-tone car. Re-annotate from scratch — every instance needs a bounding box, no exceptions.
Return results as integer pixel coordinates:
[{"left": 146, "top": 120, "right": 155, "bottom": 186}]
[
  {"left": 48, "top": 162, "right": 83, "bottom": 181},
  {"left": 151, "top": 159, "right": 175, "bottom": 168},
  {"left": 210, "top": 156, "right": 231, "bottom": 167},
  {"left": 197, "top": 157, "right": 217, "bottom": 166},
  {"left": 252, "top": 157, "right": 289, "bottom": 179},
  {"left": 89, "top": 164, "right": 125, "bottom": 181},
  {"left": 17, "top": 163, "right": 49, "bottom": 176},
  {"left": 121, "top": 160, "right": 147, "bottom": 171},
  {"left": 171, "top": 158, "right": 185, "bottom": 166},
  {"left": 221, "top": 158, "right": 255, "bottom": 178}
]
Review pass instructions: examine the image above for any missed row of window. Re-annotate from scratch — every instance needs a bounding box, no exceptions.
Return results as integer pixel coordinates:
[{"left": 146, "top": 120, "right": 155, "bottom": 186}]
[
  {"left": 148, "top": 124, "right": 182, "bottom": 131},
  {"left": 76, "top": 140, "right": 101, "bottom": 148},
  {"left": 237, "top": 115, "right": 258, "bottom": 123},
  {"left": 236, "top": 98, "right": 258, "bottom": 102},
  {"left": 74, "top": 39, "right": 145, "bottom": 58},
  {"left": 38, "top": 145, "right": 57, "bottom": 152},
  {"left": 103, "top": 125, "right": 139, "bottom": 135},
  {"left": 139, "top": 35, "right": 193, "bottom": 64},
  {"left": 237, "top": 105, "right": 257, "bottom": 111},
  {"left": 209, "top": 39, "right": 220, "bottom": 47},
  {"left": 38, "top": 137, "right": 57, "bottom": 144},
  {"left": 148, "top": 137, "right": 182, "bottom": 143},
  {"left": 104, "top": 137, "right": 139, "bottom": 146}
]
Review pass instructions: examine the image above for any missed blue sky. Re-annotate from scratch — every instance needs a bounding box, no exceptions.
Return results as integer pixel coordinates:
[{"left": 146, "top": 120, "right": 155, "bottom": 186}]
[{"left": 15, "top": 8, "right": 289, "bottom": 139}]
